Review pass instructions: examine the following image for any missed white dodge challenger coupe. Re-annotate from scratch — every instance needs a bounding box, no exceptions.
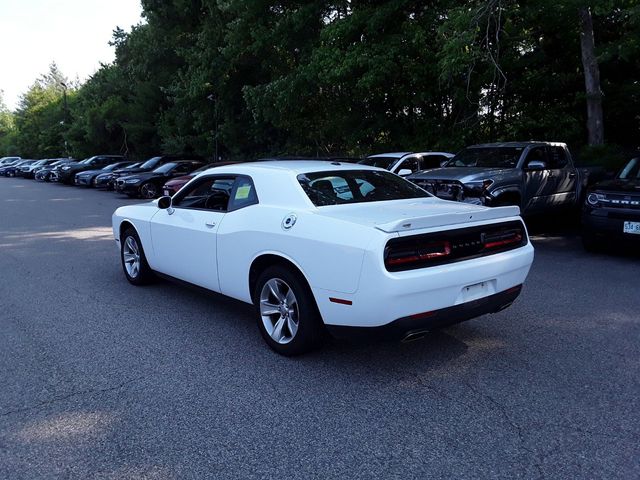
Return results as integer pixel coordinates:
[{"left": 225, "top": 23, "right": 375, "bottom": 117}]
[{"left": 112, "top": 160, "right": 534, "bottom": 355}]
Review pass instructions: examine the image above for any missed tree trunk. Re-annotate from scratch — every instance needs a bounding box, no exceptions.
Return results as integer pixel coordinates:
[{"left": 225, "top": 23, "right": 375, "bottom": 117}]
[{"left": 579, "top": 6, "right": 604, "bottom": 145}]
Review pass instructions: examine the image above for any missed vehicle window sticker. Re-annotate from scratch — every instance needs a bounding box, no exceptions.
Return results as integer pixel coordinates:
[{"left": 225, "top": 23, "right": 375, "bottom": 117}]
[{"left": 235, "top": 185, "right": 251, "bottom": 200}]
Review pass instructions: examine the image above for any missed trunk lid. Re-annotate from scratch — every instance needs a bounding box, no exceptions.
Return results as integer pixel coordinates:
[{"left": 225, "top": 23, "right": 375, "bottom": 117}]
[{"left": 317, "top": 198, "right": 520, "bottom": 233}]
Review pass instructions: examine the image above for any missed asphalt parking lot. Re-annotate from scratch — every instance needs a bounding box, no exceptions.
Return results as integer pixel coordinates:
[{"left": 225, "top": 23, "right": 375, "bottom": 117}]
[{"left": 1, "top": 178, "right": 638, "bottom": 479}]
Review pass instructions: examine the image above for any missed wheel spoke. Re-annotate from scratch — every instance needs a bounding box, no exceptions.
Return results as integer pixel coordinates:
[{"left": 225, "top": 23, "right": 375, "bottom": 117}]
[
  {"left": 123, "top": 253, "right": 136, "bottom": 263},
  {"left": 267, "top": 280, "right": 284, "bottom": 303},
  {"left": 286, "top": 315, "right": 298, "bottom": 338},
  {"left": 125, "top": 236, "right": 135, "bottom": 251},
  {"left": 285, "top": 288, "right": 296, "bottom": 307},
  {"left": 260, "top": 300, "right": 280, "bottom": 316},
  {"left": 270, "top": 316, "right": 285, "bottom": 342}
]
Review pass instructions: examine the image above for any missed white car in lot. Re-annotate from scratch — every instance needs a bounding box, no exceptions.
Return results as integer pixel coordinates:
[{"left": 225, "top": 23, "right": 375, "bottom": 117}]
[
  {"left": 359, "top": 151, "right": 454, "bottom": 177},
  {"left": 112, "top": 161, "right": 534, "bottom": 355}
]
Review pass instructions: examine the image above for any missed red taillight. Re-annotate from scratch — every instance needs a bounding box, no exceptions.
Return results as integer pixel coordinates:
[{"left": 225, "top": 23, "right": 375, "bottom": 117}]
[
  {"left": 386, "top": 241, "right": 451, "bottom": 268},
  {"left": 483, "top": 231, "right": 522, "bottom": 250}
]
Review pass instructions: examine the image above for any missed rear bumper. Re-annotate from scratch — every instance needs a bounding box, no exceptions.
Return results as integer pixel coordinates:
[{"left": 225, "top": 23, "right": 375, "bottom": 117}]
[{"left": 327, "top": 285, "right": 522, "bottom": 340}]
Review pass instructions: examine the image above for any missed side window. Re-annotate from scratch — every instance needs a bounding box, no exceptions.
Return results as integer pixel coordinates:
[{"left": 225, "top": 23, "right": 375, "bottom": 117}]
[
  {"left": 549, "top": 147, "right": 568, "bottom": 169},
  {"left": 229, "top": 176, "right": 259, "bottom": 211},
  {"left": 400, "top": 157, "right": 420, "bottom": 173},
  {"left": 174, "top": 163, "right": 193, "bottom": 174},
  {"left": 421, "top": 155, "right": 446, "bottom": 169},
  {"left": 524, "top": 147, "right": 549, "bottom": 168},
  {"left": 173, "top": 176, "right": 235, "bottom": 211}
]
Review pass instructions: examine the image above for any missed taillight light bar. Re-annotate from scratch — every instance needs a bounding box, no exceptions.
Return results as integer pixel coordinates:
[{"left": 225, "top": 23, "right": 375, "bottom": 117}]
[
  {"left": 384, "top": 220, "right": 527, "bottom": 272},
  {"left": 482, "top": 230, "right": 523, "bottom": 250},
  {"left": 385, "top": 241, "right": 451, "bottom": 267}
]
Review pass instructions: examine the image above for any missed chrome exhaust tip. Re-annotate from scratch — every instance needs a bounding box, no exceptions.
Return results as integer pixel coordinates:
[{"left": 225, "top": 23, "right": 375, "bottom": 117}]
[{"left": 401, "top": 330, "right": 429, "bottom": 343}]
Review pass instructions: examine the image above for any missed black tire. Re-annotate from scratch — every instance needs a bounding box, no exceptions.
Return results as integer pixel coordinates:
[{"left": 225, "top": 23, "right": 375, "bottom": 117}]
[
  {"left": 253, "top": 265, "right": 325, "bottom": 356},
  {"left": 582, "top": 231, "right": 603, "bottom": 252},
  {"left": 120, "top": 228, "right": 155, "bottom": 285}
]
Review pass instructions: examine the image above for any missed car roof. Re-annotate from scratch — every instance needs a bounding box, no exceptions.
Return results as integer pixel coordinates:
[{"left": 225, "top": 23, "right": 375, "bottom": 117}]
[
  {"left": 367, "top": 152, "right": 412, "bottom": 159},
  {"left": 199, "top": 160, "right": 383, "bottom": 176},
  {"left": 467, "top": 141, "right": 566, "bottom": 148}
]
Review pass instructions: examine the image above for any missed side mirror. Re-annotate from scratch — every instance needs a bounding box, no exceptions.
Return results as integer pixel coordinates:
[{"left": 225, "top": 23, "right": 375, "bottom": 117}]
[
  {"left": 397, "top": 169, "right": 413, "bottom": 177},
  {"left": 526, "top": 160, "right": 547, "bottom": 171},
  {"left": 157, "top": 196, "right": 172, "bottom": 209}
]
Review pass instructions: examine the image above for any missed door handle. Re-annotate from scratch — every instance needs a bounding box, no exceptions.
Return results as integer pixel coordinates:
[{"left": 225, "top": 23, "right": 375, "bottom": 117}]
[{"left": 205, "top": 221, "right": 216, "bottom": 228}]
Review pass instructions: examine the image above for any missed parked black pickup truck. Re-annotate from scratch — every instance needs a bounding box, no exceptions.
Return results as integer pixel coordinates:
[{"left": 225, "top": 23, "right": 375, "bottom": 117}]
[
  {"left": 582, "top": 157, "right": 640, "bottom": 250},
  {"left": 408, "top": 142, "right": 603, "bottom": 215}
]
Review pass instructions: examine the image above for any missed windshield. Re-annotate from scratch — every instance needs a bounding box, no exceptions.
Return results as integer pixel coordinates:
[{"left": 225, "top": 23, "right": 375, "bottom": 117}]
[
  {"left": 446, "top": 147, "right": 523, "bottom": 168},
  {"left": 618, "top": 158, "right": 640, "bottom": 180},
  {"left": 140, "top": 157, "right": 161, "bottom": 169},
  {"left": 359, "top": 157, "right": 400, "bottom": 170},
  {"left": 298, "top": 170, "right": 429, "bottom": 207},
  {"left": 153, "top": 162, "right": 178, "bottom": 174},
  {"left": 123, "top": 163, "right": 141, "bottom": 170},
  {"left": 102, "top": 162, "right": 124, "bottom": 171}
]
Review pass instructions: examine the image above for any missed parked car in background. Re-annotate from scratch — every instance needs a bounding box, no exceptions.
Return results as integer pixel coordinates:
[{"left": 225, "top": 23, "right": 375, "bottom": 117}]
[
  {"left": 582, "top": 156, "right": 640, "bottom": 250},
  {"left": 116, "top": 160, "right": 205, "bottom": 198},
  {"left": 359, "top": 152, "right": 454, "bottom": 177},
  {"left": 19, "top": 159, "right": 59, "bottom": 178},
  {"left": 93, "top": 162, "right": 142, "bottom": 189},
  {"left": 112, "top": 161, "right": 534, "bottom": 355},
  {"left": 0, "top": 159, "right": 24, "bottom": 175},
  {"left": 408, "top": 142, "right": 593, "bottom": 215},
  {"left": 74, "top": 161, "right": 136, "bottom": 187},
  {"left": 35, "top": 159, "right": 77, "bottom": 182},
  {"left": 161, "top": 162, "right": 244, "bottom": 196},
  {"left": 110, "top": 154, "right": 204, "bottom": 182},
  {"left": 0, "top": 156, "right": 21, "bottom": 166},
  {"left": 2, "top": 160, "right": 36, "bottom": 177},
  {"left": 53, "top": 155, "right": 126, "bottom": 184}
]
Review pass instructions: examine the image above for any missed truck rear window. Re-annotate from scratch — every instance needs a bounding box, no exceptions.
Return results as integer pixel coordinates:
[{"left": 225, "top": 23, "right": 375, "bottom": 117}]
[{"left": 298, "top": 170, "right": 429, "bottom": 207}]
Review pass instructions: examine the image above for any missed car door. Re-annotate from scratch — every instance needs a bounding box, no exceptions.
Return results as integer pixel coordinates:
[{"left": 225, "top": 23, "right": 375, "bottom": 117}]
[
  {"left": 522, "top": 146, "right": 556, "bottom": 213},
  {"left": 547, "top": 146, "right": 577, "bottom": 206},
  {"left": 149, "top": 175, "right": 236, "bottom": 292}
]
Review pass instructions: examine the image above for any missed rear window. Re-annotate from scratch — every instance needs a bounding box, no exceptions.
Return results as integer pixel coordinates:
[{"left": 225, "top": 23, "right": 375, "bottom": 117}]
[{"left": 298, "top": 170, "right": 429, "bottom": 207}]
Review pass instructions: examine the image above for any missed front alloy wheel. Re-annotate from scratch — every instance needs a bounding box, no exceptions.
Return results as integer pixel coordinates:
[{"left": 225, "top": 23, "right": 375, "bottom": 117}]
[
  {"left": 140, "top": 182, "right": 158, "bottom": 199},
  {"left": 254, "top": 265, "right": 325, "bottom": 356},
  {"left": 120, "top": 228, "right": 154, "bottom": 285}
]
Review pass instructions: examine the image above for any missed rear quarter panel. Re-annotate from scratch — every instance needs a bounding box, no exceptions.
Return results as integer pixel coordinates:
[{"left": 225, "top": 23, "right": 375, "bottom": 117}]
[{"left": 216, "top": 205, "right": 377, "bottom": 303}]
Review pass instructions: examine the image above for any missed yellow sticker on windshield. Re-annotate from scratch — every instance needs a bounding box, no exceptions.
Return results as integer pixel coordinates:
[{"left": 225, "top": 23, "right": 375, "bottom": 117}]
[{"left": 235, "top": 185, "right": 251, "bottom": 199}]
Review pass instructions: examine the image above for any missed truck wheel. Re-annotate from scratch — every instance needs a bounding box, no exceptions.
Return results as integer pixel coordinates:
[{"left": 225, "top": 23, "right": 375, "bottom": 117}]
[{"left": 582, "top": 232, "right": 603, "bottom": 252}]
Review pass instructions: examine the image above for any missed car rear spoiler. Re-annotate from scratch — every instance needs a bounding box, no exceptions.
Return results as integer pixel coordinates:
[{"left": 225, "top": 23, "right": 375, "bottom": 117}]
[{"left": 374, "top": 206, "right": 521, "bottom": 233}]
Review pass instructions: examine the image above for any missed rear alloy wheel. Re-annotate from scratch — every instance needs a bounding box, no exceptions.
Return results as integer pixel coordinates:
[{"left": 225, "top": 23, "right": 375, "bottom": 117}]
[
  {"left": 140, "top": 182, "right": 158, "bottom": 199},
  {"left": 120, "top": 228, "right": 154, "bottom": 285},
  {"left": 254, "top": 265, "right": 325, "bottom": 356}
]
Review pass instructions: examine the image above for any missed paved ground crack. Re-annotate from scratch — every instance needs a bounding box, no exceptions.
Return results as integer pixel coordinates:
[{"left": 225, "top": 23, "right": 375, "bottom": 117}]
[{"left": 0, "top": 375, "right": 145, "bottom": 418}]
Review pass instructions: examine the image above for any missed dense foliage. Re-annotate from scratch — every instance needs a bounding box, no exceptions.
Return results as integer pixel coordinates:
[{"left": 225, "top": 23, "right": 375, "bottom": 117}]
[{"left": 1, "top": 1, "right": 638, "bottom": 164}]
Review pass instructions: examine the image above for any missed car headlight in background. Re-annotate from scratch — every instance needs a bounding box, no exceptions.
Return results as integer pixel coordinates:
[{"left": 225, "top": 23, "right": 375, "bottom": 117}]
[
  {"left": 125, "top": 178, "right": 141, "bottom": 184},
  {"left": 587, "top": 192, "right": 605, "bottom": 206}
]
